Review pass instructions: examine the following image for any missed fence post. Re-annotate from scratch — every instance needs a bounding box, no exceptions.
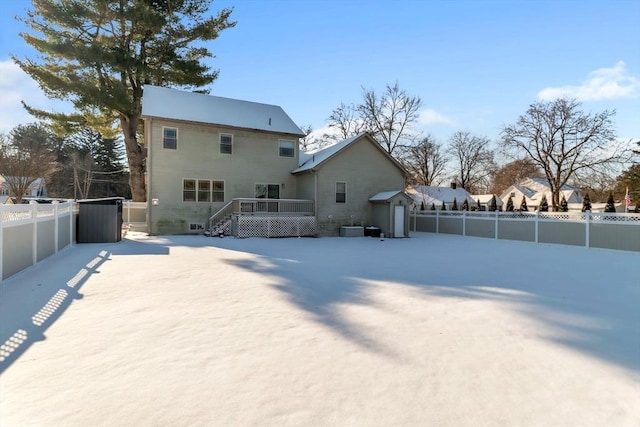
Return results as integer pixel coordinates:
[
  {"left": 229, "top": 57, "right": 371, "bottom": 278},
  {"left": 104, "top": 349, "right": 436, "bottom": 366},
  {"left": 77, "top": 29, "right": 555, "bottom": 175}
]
[
  {"left": 462, "top": 211, "right": 466, "bottom": 236},
  {"left": 53, "top": 201, "right": 59, "bottom": 253},
  {"left": 0, "top": 205, "right": 4, "bottom": 281},
  {"left": 495, "top": 211, "right": 499, "bottom": 239},
  {"left": 535, "top": 211, "right": 539, "bottom": 243},
  {"left": 70, "top": 201, "right": 74, "bottom": 245},
  {"left": 32, "top": 202, "right": 38, "bottom": 266},
  {"left": 585, "top": 211, "right": 590, "bottom": 248},
  {"left": 436, "top": 210, "right": 440, "bottom": 234}
]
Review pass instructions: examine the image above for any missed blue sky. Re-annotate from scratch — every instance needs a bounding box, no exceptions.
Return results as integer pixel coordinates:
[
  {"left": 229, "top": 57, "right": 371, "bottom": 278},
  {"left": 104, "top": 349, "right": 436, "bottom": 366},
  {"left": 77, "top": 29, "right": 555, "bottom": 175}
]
[{"left": 1, "top": 0, "right": 639, "bottom": 147}]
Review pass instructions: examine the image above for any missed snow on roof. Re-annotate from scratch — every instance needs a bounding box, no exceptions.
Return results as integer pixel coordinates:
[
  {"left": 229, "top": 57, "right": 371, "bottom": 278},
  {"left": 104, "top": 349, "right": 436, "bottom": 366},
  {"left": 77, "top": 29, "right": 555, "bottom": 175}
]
[
  {"left": 471, "top": 194, "right": 503, "bottom": 205},
  {"left": 369, "top": 191, "right": 405, "bottom": 201},
  {"left": 407, "top": 185, "right": 474, "bottom": 205},
  {"left": 293, "top": 134, "right": 365, "bottom": 173},
  {"left": 141, "top": 85, "right": 304, "bottom": 136}
]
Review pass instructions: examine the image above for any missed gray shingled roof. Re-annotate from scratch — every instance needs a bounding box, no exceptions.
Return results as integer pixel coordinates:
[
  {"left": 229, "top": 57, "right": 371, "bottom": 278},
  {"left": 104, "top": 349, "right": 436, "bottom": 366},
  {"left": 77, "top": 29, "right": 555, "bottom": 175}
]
[{"left": 141, "top": 85, "right": 304, "bottom": 137}]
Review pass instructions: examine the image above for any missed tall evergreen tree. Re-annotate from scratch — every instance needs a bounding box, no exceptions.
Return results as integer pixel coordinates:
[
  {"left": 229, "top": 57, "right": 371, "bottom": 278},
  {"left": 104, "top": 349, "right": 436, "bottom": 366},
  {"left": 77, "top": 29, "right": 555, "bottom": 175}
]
[
  {"left": 430, "top": 202, "right": 436, "bottom": 211},
  {"left": 476, "top": 198, "right": 481, "bottom": 211},
  {"left": 441, "top": 200, "right": 446, "bottom": 210},
  {"left": 560, "top": 195, "right": 569, "bottom": 212},
  {"left": 604, "top": 193, "right": 616, "bottom": 213},
  {"left": 461, "top": 198, "right": 469, "bottom": 211},
  {"left": 539, "top": 194, "right": 549, "bottom": 212},
  {"left": 520, "top": 195, "right": 528, "bottom": 212},
  {"left": 451, "top": 197, "right": 459, "bottom": 211},
  {"left": 14, "top": 0, "right": 236, "bottom": 201},
  {"left": 420, "top": 201, "right": 425, "bottom": 211},
  {"left": 582, "top": 193, "right": 592, "bottom": 212},
  {"left": 506, "top": 195, "right": 514, "bottom": 212},
  {"left": 489, "top": 195, "right": 497, "bottom": 212}
]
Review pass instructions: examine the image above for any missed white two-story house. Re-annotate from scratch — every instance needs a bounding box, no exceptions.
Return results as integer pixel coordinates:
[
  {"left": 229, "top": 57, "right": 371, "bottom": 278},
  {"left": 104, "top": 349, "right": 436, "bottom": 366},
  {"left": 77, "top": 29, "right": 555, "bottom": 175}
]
[{"left": 142, "top": 86, "right": 409, "bottom": 237}]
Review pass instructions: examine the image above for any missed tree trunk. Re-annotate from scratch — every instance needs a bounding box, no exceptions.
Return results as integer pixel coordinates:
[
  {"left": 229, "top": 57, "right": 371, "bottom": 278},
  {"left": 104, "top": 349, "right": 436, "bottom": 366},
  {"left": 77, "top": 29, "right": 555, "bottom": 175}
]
[{"left": 120, "top": 115, "right": 146, "bottom": 202}]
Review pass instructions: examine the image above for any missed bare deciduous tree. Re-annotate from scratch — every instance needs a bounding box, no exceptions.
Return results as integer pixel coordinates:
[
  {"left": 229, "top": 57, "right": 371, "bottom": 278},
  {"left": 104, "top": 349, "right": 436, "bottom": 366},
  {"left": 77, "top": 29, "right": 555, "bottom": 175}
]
[
  {"left": 326, "top": 82, "right": 422, "bottom": 156},
  {"left": 359, "top": 82, "right": 422, "bottom": 155},
  {"left": 298, "top": 125, "right": 333, "bottom": 152},
  {"left": 501, "top": 98, "right": 625, "bottom": 210},
  {"left": 447, "top": 131, "right": 495, "bottom": 193},
  {"left": 0, "top": 124, "right": 59, "bottom": 203},
  {"left": 489, "top": 158, "right": 542, "bottom": 195},
  {"left": 326, "top": 103, "right": 366, "bottom": 141},
  {"left": 400, "top": 135, "right": 447, "bottom": 185}
]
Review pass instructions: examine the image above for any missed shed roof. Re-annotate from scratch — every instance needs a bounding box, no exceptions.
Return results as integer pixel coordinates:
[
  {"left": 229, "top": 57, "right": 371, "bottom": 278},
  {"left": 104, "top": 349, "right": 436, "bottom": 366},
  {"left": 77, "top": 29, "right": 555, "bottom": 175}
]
[
  {"left": 369, "top": 191, "right": 410, "bottom": 202},
  {"left": 141, "top": 85, "right": 304, "bottom": 137}
]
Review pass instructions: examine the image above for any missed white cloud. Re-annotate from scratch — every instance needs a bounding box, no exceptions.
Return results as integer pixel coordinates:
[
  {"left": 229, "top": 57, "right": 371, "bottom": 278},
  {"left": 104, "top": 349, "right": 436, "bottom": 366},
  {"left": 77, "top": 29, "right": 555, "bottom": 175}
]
[
  {"left": 0, "top": 59, "right": 71, "bottom": 133},
  {"left": 418, "top": 109, "right": 456, "bottom": 126},
  {"left": 538, "top": 61, "right": 640, "bottom": 101}
]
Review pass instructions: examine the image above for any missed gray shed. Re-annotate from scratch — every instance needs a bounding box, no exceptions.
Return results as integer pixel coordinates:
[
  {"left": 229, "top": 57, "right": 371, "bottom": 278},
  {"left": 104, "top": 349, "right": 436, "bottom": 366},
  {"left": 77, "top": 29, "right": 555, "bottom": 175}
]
[
  {"left": 369, "top": 191, "right": 413, "bottom": 238},
  {"left": 77, "top": 197, "right": 124, "bottom": 243}
]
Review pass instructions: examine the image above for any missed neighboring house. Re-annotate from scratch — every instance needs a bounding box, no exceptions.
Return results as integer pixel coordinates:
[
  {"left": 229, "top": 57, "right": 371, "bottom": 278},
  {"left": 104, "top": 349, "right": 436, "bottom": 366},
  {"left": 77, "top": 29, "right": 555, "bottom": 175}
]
[
  {"left": 0, "top": 176, "right": 48, "bottom": 200},
  {"left": 294, "top": 133, "right": 409, "bottom": 237},
  {"left": 142, "top": 86, "right": 409, "bottom": 237},
  {"left": 470, "top": 194, "right": 504, "bottom": 211},
  {"left": 500, "top": 177, "right": 582, "bottom": 210},
  {"left": 407, "top": 183, "right": 475, "bottom": 210}
]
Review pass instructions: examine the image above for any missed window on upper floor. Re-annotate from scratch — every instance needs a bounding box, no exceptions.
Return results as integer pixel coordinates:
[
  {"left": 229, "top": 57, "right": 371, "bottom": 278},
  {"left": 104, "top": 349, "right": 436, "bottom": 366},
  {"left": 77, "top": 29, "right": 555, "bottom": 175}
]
[
  {"left": 278, "top": 140, "right": 295, "bottom": 158},
  {"left": 163, "top": 127, "right": 178, "bottom": 150},
  {"left": 336, "top": 182, "right": 346, "bottom": 203},
  {"left": 220, "top": 133, "right": 233, "bottom": 154}
]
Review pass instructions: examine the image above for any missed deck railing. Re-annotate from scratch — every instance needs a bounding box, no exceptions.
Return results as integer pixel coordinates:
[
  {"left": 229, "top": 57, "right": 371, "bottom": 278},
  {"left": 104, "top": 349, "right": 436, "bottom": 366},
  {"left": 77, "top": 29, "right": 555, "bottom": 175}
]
[{"left": 232, "top": 198, "right": 314, "bottom": 216}]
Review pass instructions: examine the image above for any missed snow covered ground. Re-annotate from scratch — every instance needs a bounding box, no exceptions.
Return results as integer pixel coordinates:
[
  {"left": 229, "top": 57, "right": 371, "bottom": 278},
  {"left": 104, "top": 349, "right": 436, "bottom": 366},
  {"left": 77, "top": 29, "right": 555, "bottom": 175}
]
[{"left": 1, "top": 232, "right": 639, "bottom": 427}]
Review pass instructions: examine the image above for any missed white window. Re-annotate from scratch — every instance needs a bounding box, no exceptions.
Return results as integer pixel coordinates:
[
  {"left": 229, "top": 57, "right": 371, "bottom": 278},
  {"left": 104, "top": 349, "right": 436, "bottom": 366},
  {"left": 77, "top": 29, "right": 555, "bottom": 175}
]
[
  {"left": 183, "top": 179, "right": 223, "bottom": 202},
  {"left": 212, "top": 180, "right": 224, "bottom": 202},
  {"left": 220, "top": 134, "right": 233, "bottom": 154},
  {"left": 255, "top": 183, "right": 280, "bottom": 199},
  {"left": 198, "top": 180, "right": 211, "bottom": 202},
  {"left": 336, "top": 182, "right": 346, "bottom": 203},
  {"left": 278, "top": 140, "right": 295, "bottom": 157},
  {"left": 183, "top": 179, "right": 196, "bottom": 202},
  {"left": 163, "top": 127, "right": 178, "bottom": 150}
]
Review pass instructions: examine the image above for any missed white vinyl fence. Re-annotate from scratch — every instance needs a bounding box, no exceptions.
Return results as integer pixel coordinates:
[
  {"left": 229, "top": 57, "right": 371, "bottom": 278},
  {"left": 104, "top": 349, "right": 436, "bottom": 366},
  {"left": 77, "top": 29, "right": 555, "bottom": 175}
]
[
  {"left": 1, "top": 201, "right": 148, "bottom": 282},
  {"left": 410, "top": 210, "right": 640, "bottom": 252},
  {"left": 1, "top": 202, "right": 76, "bottom": 282}
]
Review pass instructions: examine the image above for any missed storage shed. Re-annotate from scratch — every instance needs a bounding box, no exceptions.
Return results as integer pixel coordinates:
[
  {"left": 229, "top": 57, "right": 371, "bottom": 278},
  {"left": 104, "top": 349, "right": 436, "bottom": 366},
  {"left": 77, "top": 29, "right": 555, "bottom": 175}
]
[
  {"left": 77, "top": 197, "right": 124, "bottom": 243},
  {"left": 369, "top": 191, "right": 413, "bottom": 238}
]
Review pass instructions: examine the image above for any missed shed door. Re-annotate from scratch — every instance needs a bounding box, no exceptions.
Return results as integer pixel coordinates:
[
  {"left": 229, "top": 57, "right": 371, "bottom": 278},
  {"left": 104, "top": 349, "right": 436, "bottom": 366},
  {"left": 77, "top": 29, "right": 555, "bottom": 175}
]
[{"left": 394, "top": 205, "right": 405, "bottom": 237}]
